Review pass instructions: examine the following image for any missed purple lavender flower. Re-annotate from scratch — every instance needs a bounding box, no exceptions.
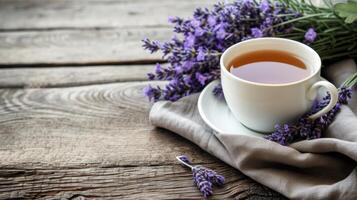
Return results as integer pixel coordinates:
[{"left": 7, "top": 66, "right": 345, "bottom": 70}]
[
  {"left": 196, "top": 47, "right": 206, "bottom": 61},
  {"left": 142, "top": 0, "right": 301, "bottom": 101},
  {"left": 184, "top": 34, "right": 196, "bottom": 48},
  {"left": 207, "top": 15, "right": 217, "bottom": 27},
  {"left": 154, "top": 63, "right": 162, "bottom": 73},
  {"left": 195, "top": 72, "right": 209, "bottom": 86},
  {"left": 265, "top": 87, "right": 353, "bottom": 145},
  {"left": 168, "top": 16, "right": 183, "bottom": 24},
  {"left": 190, "top": 19, "right": 201, "bottom": 28},
  {"left": 195, "top": 27, "right": 205, "bottom": 37},
  {"left": 182, "top": 61, "right": 194, "bottom": 72},
  {"left": 177, "top": 155, "right": 191, "bottom": 164},
  {"left": 304, "top": 28, "right": 317, "bottom": 43},
  {"left": 338, "top": 87, "right": 352, "bottom": 104},
  {"left": 193, "top": 167, "right": 213, "bottom": 198},
  {"left": 176, "top": 155, "right": 225, "bottom": 198},
  {"left": 213, "top": 83, "right": 225, "bottom": 100},
  {"left": 260, "top": 0, "right": 270, "bottom": 13},
  {"left": 216, "top": 26, "right": 227, "bottom": 40},
  {"left": 147, "top": 73, "right": 155, "bottom": 81},
  {"left": 201, "top": 167, "right": 225, "bottom": 186},
  {"left": 142, "top": 38, "right": 160, "bottom": 53},
  {"left": 143, "top": 85, "right": 161, "bottom": 102},
  {"left": 251, "top": 28, "right": 264, "bottom": 38}
]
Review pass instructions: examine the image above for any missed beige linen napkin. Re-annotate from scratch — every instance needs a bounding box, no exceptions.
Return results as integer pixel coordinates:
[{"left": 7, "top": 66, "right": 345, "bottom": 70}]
[{"left": 150, "top": 59, "right": 357, "bottom": 200}]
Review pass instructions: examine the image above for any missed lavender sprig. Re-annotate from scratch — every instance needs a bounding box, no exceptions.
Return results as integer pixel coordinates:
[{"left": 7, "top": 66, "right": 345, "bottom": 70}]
[
  {"left": 176, "top": 155, "right": 225, "bottom": 198},
  {"left": 265, "top": 84, "right": 353, "bottom": 145}
]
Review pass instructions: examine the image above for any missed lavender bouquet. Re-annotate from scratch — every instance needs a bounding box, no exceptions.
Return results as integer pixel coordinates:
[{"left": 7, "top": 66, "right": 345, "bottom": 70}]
[
  {"left": 142, "top": 0, "right": 357, "bottom": 145},
  {"left": 143, "top": 0, "right": 357, "bottom": 102}
]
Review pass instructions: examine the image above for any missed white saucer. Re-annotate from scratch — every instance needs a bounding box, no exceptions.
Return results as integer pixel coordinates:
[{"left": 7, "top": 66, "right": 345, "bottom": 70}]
[
  {"left": 198, "top": 80, "right": 264, "bottom": 138},
  {"left": 197, "top": 79, "right": 330, "bottom": 138}
]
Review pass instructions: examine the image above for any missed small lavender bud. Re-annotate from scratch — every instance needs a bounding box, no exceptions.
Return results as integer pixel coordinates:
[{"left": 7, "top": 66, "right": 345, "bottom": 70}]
[
  {"left": 142, "top": 38, "right": 161, "bottom": 53},
  {"left": 178, "top": 155, "right": 192, "bottom": 165},
  {"left": 304, "top": 28, "right": 317, "bottom": 43},
  {"left": 338, "top": 87, "right": 352, "bottom": 104},
  {"left": 213, "top": 82, "right": 225, "bottom": 100},
  {"left": 202, "top": 167, "right": 225, "bottom": 186}
]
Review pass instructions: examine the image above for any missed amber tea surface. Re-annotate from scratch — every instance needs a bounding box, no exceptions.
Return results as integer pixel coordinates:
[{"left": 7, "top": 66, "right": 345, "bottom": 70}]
[{"left": 229, "top": 50, "right": 310, "bottom": 84}]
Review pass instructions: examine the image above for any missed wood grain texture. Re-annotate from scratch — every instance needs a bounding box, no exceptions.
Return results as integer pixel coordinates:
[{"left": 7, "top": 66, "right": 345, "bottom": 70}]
[
  {"left": 0, "top": 28, "right": 169, "bottom": 65},
  {"left": 0, "top": 65, "right": 153, "bottom": 88},
  {"left": 0, "top": 0, "right": 215, "bottom": 65},
  {"left": 0, "top": 81, "right": 182, "bottom": 165},
  {"left": 0, "top": 0, "right": 284, "bottom": 198},
  {"left": 0, "top": 0, "right": 214, "bottom": 30},
  {"left": 0, "top": 82, "right": 284, "bottom": 199},
  {"left": 0, "top": 164, "right": 285, "bottom": 200}
]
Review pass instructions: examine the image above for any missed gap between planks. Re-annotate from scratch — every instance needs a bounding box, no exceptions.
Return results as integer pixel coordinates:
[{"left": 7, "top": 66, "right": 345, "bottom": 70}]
[
  {"left": 0, "top": 60, "right": 165, "bottom": 68},
  {"left": 0, "top": 0, "right": 214, "bottom": 30},
  {"left": 0, "top": 64, "right": 158, "bottom": 88}
]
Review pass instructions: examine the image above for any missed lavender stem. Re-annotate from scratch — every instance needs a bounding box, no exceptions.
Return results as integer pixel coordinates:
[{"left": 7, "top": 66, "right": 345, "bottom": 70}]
[{"left": 176, "top": 156, "right": 193, "bottom": 170}]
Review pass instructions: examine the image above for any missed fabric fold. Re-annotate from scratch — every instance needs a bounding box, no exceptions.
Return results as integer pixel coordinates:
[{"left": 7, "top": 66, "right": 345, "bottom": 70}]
[{"left": 149, "top": 59, "right": 357, "bottom": 200}]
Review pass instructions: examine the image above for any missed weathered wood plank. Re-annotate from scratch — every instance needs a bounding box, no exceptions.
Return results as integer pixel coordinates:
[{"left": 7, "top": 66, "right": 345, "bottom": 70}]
[
  {"left": 0, "top": 0, "right": 284, "bottom": 198},
  {"left": 0, "top": 0, "right": 216, "bottom": 65},
  {"left": 0, "top": 0, "right": 214, "bottom": 30},
  {"left": 0, "top": 65, "right": 153, "bottom": 88},
  {"left": 0, "top": 28, "right": 169, "bottom": 65},
  {"left": 0, "top": 164, "right": 284, "bottom": 200},
  {"left": 0, "top": 81, "right": 284, "bottom": 199},
  {"left": 0, "top": 81, "right": 190, "bottom": 165}
]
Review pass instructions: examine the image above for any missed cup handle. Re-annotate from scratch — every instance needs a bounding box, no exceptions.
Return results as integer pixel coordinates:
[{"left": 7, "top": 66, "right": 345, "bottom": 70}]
[{"left": 307, "top": 81, "right": 339, "bottom": 120}]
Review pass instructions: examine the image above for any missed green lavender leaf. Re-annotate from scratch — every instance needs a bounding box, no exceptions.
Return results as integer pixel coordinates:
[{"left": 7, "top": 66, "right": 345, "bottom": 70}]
[{"left": 334, "top": 1, "right": 357, "bottom": 23}]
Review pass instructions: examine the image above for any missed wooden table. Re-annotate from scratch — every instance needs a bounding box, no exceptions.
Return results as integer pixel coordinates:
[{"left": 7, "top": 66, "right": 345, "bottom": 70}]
[{"left": 0, "top": 1, "right": 285, "bottom": 199}]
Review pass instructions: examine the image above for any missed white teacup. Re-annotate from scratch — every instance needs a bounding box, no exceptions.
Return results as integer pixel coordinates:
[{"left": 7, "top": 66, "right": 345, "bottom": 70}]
[{"left": 220, "top": 38, "right": 338, "bottom": 133}]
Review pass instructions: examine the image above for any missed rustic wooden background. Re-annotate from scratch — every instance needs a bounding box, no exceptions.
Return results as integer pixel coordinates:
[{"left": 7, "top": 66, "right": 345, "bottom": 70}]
[{"left": 0, "top": 0, "right": 286, "bottom": 199}]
